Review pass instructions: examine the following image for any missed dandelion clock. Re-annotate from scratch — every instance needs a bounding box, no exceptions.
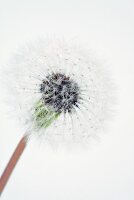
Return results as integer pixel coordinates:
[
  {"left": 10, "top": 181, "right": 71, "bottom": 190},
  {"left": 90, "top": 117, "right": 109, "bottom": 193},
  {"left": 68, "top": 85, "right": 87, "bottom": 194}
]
[{"left": 0, "top": 38, "right": 115, "bottom": 195}]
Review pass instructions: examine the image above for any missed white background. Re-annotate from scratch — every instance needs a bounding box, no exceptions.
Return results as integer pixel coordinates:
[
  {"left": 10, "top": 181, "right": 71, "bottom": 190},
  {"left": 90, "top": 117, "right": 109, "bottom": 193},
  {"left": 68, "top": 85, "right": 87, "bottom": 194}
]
[{"left": 0, "top": 0, "right": 134, "bottom": 199}]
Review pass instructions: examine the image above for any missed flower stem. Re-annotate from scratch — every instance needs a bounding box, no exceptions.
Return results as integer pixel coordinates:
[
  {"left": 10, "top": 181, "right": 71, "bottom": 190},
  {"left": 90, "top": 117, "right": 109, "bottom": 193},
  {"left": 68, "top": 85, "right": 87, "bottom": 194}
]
[{"left": 0, "top": 135, "right": 28, "bottom": 196}]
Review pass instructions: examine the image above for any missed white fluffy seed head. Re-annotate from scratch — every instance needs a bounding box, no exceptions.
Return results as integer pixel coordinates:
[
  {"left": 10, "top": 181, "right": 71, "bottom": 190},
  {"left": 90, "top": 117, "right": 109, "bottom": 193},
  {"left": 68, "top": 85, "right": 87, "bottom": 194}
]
[{"left": 4, "top": 38, "right": 116, "bottom": 148}]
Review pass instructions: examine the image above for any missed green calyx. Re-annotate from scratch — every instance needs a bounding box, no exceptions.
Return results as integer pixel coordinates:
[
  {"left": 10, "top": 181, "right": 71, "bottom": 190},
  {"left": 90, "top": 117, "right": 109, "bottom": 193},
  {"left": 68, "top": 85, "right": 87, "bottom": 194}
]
[{"left": 33, "top": 100, "right": 60, "bottom": 129}]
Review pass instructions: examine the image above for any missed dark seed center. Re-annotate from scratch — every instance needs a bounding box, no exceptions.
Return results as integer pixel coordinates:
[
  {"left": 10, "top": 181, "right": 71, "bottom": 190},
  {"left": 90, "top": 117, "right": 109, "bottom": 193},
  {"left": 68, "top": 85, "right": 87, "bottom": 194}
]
[{"left": 40, "top": 72, "right": 80, "bottom": 113}]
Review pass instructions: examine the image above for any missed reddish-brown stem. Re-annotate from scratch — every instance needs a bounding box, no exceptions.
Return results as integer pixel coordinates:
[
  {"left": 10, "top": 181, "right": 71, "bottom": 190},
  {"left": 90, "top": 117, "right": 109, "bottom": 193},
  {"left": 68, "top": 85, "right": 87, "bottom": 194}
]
[{"left": 0, "top": 135, "right": 28, "bottom": 196}]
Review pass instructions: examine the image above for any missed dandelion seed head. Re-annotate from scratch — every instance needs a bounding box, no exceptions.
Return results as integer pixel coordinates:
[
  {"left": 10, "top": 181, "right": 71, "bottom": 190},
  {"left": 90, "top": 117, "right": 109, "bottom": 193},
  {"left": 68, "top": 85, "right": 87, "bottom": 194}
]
[{"left": 4, "top": 37, "right": 116, "bottom": 148}]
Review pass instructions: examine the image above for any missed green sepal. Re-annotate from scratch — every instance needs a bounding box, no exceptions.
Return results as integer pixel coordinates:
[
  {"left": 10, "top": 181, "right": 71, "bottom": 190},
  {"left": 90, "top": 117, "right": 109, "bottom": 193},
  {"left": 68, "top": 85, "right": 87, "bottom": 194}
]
[{"left": 33, "top": 100, "right": 60, "bottom": 129}]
